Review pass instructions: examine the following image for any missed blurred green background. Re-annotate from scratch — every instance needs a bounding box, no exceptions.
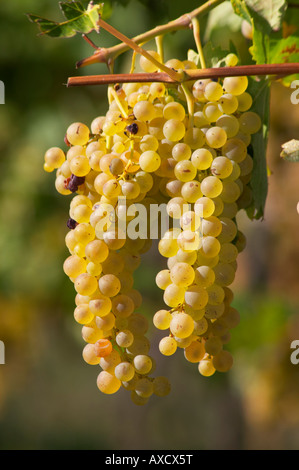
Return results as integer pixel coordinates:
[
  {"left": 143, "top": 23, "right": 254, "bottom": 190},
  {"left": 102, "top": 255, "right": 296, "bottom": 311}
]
[{"left": 1, "top": 0, "right": 299, "bottom": 450}]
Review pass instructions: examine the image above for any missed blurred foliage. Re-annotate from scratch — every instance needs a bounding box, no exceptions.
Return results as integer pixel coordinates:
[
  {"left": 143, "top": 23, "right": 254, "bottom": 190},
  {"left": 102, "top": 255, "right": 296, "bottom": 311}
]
[{"left": 0, "top": 0, "right": 299, "bottom": 451}]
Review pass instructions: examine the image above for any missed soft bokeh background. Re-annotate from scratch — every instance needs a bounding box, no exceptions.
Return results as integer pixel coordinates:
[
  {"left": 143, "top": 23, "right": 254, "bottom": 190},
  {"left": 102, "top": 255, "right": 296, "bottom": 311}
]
[{"left": 1, "top": 0, "right": 299, "bottom": 450}]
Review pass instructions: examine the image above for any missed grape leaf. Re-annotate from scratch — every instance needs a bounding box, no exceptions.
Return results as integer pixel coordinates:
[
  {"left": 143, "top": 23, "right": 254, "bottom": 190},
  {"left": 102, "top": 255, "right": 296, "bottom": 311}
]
[
  {"left": 280, "top": 139, "right": 299, "bottom": 161},
  {"left": 231, "top": 0, "right": 287, "bottom": 32},
  {"left": 246, "top": 77, "right": 271, "bottom": 220},
  {"left": 188, "top": 43, "right": 230, "bottom": 70},
  {"left": 202, "top": 43, "right": 231, "bottom": 67},
  {"left": 27, "top": 1, "right": 102, "bottom": 38}
]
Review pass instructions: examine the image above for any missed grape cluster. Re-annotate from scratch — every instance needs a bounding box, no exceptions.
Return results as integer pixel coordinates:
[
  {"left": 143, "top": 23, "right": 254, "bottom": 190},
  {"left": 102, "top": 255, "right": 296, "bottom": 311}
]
[{"left": 43, "top": 51, "right": 261, "bottom": 401}]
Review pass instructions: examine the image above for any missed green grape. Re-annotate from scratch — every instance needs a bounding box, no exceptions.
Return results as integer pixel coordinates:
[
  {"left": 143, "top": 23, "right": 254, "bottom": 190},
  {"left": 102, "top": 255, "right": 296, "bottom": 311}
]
[
  {"left": 163, "top": 101, "right": 186, "bottom": 121},
  {"left": 212, "top": 196, "right": 224, "bottom": 217},
  {"left": 239, "top": 153, "right": 253, "bottom": 176},
  {"left": 201, "top": 216, "right": 222, "bottom": 237},
  {"left": 67, "top": 122, "right": 90, "bottom": 146},
  {"left": 75, "top": 273, "right": 98, "bottom": 296},
  {"left": 216, "top": 114, "right": 240, "bottom": 138},
  {"left": 194, "top": 197, "right": 215, "bottom": 218},
  {"left": 224, "top": 161, "right": 241, "bottom": 182},
  {"left": 203, "top": 102, "right": 223, "bottom": 122},
  {"left": 180, "top": 210, "right": 201, "bottom": 231},
  {"left": 185, "top": 285, "right": 209, "bottom": 310},
  {"left": 133, "top": 100, "right": 156, "bottom": 122},
  {"left": 193, "top": 317, "right": 208, "bottom": 336},
  {"left": 204, "top": 336, "right": 223, "bottom": 356},
  {"left": 184, "top": 341, "right": 205, "bottom": 363},
  {"left": 163, "top": 283, "right": 185, "bottom": 307},
  {"left": 63, "top": 255, "right": 87, "bottom": 278},
  {"left": 82, "top": 343, "right": 101, "bottom": 365},
  {"left": 219, "top": 243, "right": 239, "bottom": 264},
  {"left": 170, "top": 312, "right": 194, "bottom": 339},
  {"left": 222, "top": 138, "right": 247, "bottom": 163},
  {"left": 237, "top": 92, "right": 253, "bottom": 112},
  {"left": 115, "top": 330, "right": 134, "bottom": 348},
  {"left": 114, "top": 362, "right": 135, "bottom": 382},
  {"left": 217, "top": 217, "right": 238, "bottom": 243},
  {"left": 194, "top": 265, "right": 215, "bottom": 288},
  {"left": 163, "top": 119, "right": 186, "bottom": 141},
  {"left": 97, "top": 371, "right": 121, "bottom": 395},
  {"left": 89, "top": 295, "right": 112, "bottom": 318},
  {"left": 201, "top": 176, "right": 223, "bottom": 198},
  {"left": 200, "top": 236, "right": 221, "bottom": 258},
  {"left": 194, "top": 111, "right": 210, "bottom": 128},
  {"left": 150, "top": 82, "right": 166, "bottom": 99},
  {"left": 44, "top": 147, "right": 65, "bottom": 169},
  {"left": 70, "top": 155, "right": 91, "bottom": 177},
  {"left": 177, "top": 229, "right": 201, "bottom": 252},
  {"left": 139, "top": 150, "right": 161, "bottom": 172},
  {"left": 170, "top": 262, "right": 195, "bottom": 287},
  {"left": 96, "top": 312, "right": 115, "bottom": 331},
  {"left": 191, "top": 148, "right": 213, "bottom": 170},
  {"left": 139, "top": 50, "right": 161, "bottom": 72},
  {"left": 159, "top": 336, "right": 177, "bottom": 356},
  {"left": 153, "top": 309, "right": 172, "bottom": 330},
  {"left": 221, "top": 202, "right": 238, "bottom": 219},
  {"left": 238, "top": 111, "right": 262, "bottom": 134},
  {"left": 126, "top": 335, "right": 150, "bottom": 356},
  {"left": 158, "top": 237, "right": 179, "bottom": 258},
  {"left": 212, "top": 350, "right": 233, "bottom": 372},
  {"left": 98, "top": 274, "right": 121, "bottom": 297},
  {"left": 218, "top": 94, "right": 238, "bottom": 114},
  {"left": 192, "top": 79, "right": 212, "bottom": 101},
  {"left": 111, "top": 294, "right": 135, "bottom": 318},
  {"left": 223, "top": 76, "right": 248, "bottom": 96},
  {"left": 184, "top": 127, "right": 206, "bottom": 149},
  {"left": 135, "top": 377, "right": 154, "bottom": 398},
  {"left": 211, "top": 156, "right": 233, "bottom": 179},
  {"left": 181, "top": 180, "right": 203, "bottom": 203},
  {"left": 74, "top": 304, "right": 94, "bottom": 325},
  {"left": 198, "top": 358, "right": 216, "bottom": 377},
  {"left": 213, "top": 263, "right": 236, "bottom": 287},
  {"left": 204, "top": 81, "right": 223, "bottom": 101},
  {"left": 133, "top": 354, "right": 152, "bottom": 374},
  {"left": 207, "top": 284, "right": 225, "bottom": 305},
  {"left": 172, "top": 142, "right": 191, "bottom": 162},
  {"left": 176, "top": 249, "right": 197, "bottom": 265},
  {"left": 156, "top": 269, "right": 171, "bottom": 290},
  {"left": 121, "top": 180, "right": 141, "bottom": 199},
  {"left": 139, "top": 134, "right": 159, "bottom": 153},
  {"left": 205, "top": 302, "right": 225, "bottom": 320},
  {"left": 221, "top": 180, "right": 241, "bottom": 203},
  {"left": 174, "top": 160, "right": 197, "bottom": 182},
  {"left": 225, "top": 53, "right": 238, "bottom": 67}
]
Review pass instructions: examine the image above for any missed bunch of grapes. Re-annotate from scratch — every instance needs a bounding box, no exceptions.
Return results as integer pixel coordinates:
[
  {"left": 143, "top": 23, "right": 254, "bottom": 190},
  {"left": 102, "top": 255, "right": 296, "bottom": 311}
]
[{"left": 43, "top": 51, "right": 261, "bottom": 403}]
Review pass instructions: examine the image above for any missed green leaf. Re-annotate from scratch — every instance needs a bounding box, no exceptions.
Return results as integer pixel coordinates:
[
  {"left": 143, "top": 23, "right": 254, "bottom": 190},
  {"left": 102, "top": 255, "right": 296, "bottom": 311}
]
[
  {"left": 246, "top": 77, "right": 271, "bottom": 219},
  {"left": 280, "top": 139, "right": 299, "bottom": 161},
  {"left": 231, "top": 0, "right": 287, "bottom": 32},
  {"left": 202, "top": 43, "right": 230, "bottom": 68},
  {"left": 27, "top": 1, "right": 102, "bottom": 38}
]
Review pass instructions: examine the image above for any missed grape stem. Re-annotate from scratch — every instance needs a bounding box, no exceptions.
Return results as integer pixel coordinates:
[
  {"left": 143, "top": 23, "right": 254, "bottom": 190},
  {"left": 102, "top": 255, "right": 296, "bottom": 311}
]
[
  {"left": 191, "top": 17, "right": 206, "bottom": 69},
  {"left": 95, "top": 18, "right": 181, "bottom": 82},
  {"left": 76, "top": 0, "right": 224, "bottom": 69},
  {"left": 67, "top": 62, "right": 299, "bottom": 87}
]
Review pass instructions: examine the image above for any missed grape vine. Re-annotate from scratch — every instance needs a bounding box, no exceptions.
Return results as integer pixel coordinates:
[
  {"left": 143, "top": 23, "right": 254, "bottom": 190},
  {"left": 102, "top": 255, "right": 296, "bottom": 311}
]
[{"left": 30, "top": 0, "right": 299, "bottom": 405}]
